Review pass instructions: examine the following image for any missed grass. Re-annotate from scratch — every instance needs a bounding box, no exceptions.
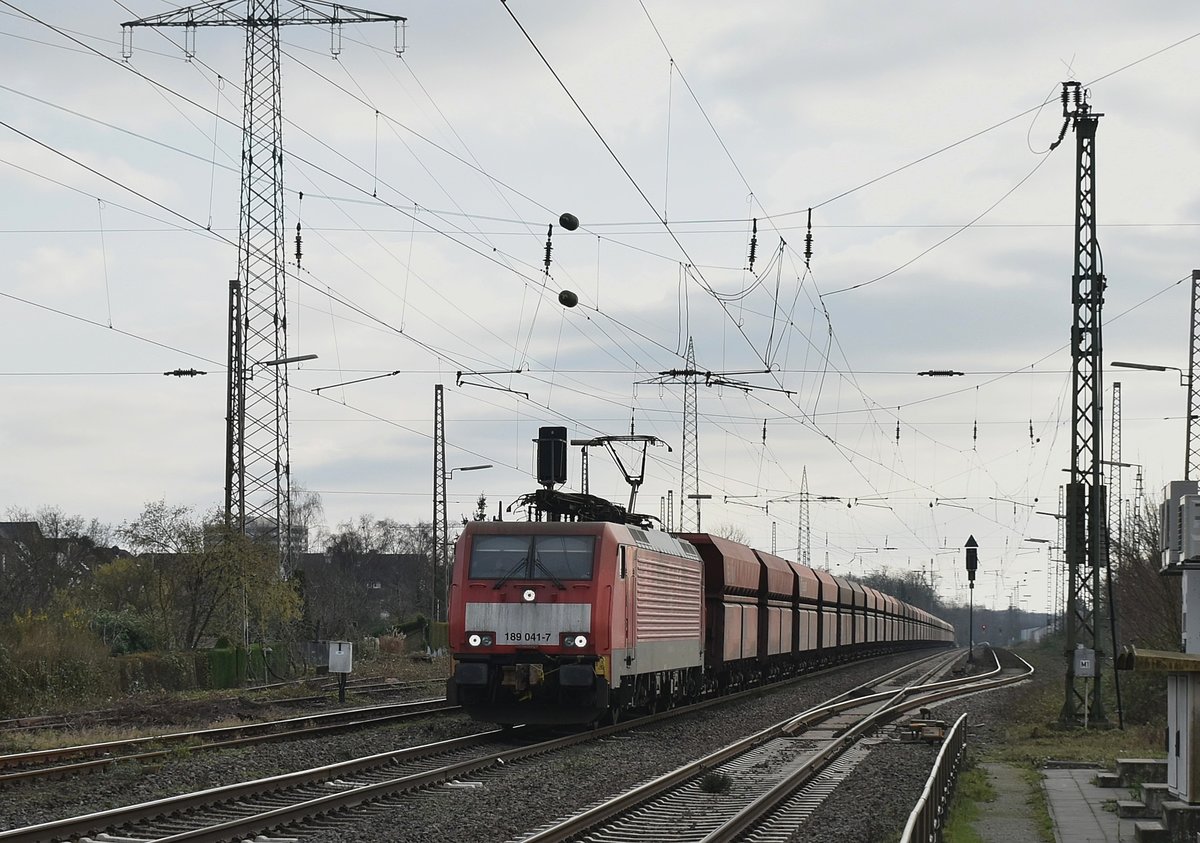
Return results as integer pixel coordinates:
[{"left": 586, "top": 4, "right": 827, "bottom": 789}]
[
  {"left": 1020, "top": 764, "right": 1056, "bottom": 841},
  {"left": 942, "top": 762, "right": 993, "bottom": 843}
]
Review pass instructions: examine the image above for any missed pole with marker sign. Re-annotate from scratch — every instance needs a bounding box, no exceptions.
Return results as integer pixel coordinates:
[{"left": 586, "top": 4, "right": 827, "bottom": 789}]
[
  {"left": 965, "top": 536, "right": 978, "bottom": 664},
  {"left": 329, "top": 641, "right": 353, "bottom": 704}
]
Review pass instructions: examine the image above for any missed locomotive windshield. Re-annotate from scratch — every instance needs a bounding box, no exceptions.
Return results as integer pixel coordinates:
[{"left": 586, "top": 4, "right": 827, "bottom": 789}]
[{"left": 469, "top": 534, "right": 595, "bottom": 583}]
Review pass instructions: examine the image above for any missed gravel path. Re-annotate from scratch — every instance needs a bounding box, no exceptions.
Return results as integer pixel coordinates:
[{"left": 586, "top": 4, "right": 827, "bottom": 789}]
[{"left": 0, "top": 649, "right": 1011, "bottom": 842}]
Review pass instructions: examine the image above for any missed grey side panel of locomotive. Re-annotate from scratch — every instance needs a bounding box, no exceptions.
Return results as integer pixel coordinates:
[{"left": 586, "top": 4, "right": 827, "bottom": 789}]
[{"left": 464, "top": 602, "right": 592, "bottom": 642}]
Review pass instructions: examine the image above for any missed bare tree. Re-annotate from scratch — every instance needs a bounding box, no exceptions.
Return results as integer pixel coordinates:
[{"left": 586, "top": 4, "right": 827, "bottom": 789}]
[
  {"left": 290, "top": 482, "right": 326, "bottom": 550},
  {"left": 117, "top": 501, "right": 298, "bottom": 649},
  {"left": 710, "top": 523, "right": 750, "bottom": 545},
  {"left": 1114, "top": 501, "right": 1180, "bottom": 650},
  {"left": 296, "top": 517, "right": 432, "bottom": 639},
  {"left": 0, "top": 507, "right": 113, "bottom": 619}
]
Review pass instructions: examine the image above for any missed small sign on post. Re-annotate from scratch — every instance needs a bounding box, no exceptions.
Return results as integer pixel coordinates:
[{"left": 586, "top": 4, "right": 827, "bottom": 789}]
[
  {"left": 329, "top": 640, "right": 353, "bottom": 703},
  {"left": 1074, "top": 646, "right": 1096, "bottom": 678}
]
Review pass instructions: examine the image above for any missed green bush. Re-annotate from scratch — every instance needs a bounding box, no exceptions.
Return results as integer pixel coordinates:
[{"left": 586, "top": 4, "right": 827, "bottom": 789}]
[
  {"left": 0, "top": 614, "right": 117, "bottom": 715},
  {"left": 428, "top": 621, "right": 448, "bottom": 651},
  {"left": 90, "top": 609, "right": 156, "bottom": 655},
  {"left": 114, "top": 652, "right": 201, "bottom": 693},
  {"left": 244, "top": 643, "right": 290, "bottom": 683},
  {"left": 208, "top": 647, "right": 246, "bottom": 688}
]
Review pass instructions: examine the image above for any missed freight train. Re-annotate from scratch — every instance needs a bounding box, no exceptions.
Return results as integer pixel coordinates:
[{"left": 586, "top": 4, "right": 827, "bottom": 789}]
[{"left": 446, "top": 516, "right": 955, "bottom": 726}]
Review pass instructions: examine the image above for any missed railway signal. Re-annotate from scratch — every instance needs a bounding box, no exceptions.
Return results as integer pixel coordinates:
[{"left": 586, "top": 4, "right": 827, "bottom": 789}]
[{"left": 966, "top": 535, "right": 978, "bottom": 663}]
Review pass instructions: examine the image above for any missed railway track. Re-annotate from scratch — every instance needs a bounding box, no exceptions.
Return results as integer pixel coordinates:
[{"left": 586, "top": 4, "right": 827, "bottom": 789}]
[
  {"left": 513, "top": 647, "right": 1030, "bottom": 842},
  {"left": 0, "top": 650, "right": 957, "bottom": 842},
  {"left": 0, "top": 697, "right": 457, "bottom": 786},
  {"left": 0, "top": 676, "right": 443, "bottom": 736}
]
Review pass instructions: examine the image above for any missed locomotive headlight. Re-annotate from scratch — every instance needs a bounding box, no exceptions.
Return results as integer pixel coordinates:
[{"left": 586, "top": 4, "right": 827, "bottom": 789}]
[
  {"left": 468, "top": 633, "right": 482, "bottom": 647},
  {"left": 466, "top": 631, "right": 495, "bottom": 647},
  {"left": 561, "top": 632, "right": 589, "bottom": 648},
  {"left": 522, "top": 588, "right": 536, "bottom": 602}
]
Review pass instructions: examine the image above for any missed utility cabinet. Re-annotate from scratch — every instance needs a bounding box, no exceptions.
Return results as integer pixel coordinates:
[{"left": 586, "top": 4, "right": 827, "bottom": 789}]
[
  {"left": 1161, "top": 481, "right": 1199, "bottom": 572},
  {"left": 1168, "top": 673, "right": 1200, "bottom": 803}
]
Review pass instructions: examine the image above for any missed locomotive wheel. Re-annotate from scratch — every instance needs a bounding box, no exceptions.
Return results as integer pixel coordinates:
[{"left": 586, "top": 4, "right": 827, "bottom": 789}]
[{"left": 591, "top": 705, "right": 621, "bottom": 729}]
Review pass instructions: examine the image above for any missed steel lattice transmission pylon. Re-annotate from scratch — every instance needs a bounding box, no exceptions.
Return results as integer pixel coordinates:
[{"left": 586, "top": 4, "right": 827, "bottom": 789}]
[
  {"left": 433, "top": 384, "right": 447, "bottom": 622},
  {"left": 799, "top": 466, "right": 811, "bottom": 568},
  {"left": 122, "top": 3, "right": 405, "bottom": 566},
  {"left": 1108, "top": 382, "right": 1122, "bottom": 554},
  {"left": 680, "top": 337, "right": 700, "bottom": 531},
  {"left": 1188, "top": 270, "right": 1200, "bottom": 481},
  {"left": 645, "top": 336, "right": 782, "bottom": 532},
  {"left": 1055, "top": 484, "right": 1066, "bottom": 632},
  {"left": 1059, "top": 81, "right": 1108, "bottom": 728}
]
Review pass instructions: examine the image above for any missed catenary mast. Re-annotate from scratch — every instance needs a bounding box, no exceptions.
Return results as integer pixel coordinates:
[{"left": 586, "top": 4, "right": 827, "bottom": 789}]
[{"left": 1059, "top": 81, "right": 1108, "bottom": 728}]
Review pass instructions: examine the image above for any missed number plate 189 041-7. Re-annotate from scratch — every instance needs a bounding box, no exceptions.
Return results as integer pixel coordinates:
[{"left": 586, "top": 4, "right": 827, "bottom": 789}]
[{"left": 504, "top": 631, "right": 553, "bottom": 643}]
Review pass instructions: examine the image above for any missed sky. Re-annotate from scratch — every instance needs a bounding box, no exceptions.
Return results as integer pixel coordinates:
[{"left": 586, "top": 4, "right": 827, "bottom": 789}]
[{"left": 2, "top": 1, "right": 1199, "bottom": 615}]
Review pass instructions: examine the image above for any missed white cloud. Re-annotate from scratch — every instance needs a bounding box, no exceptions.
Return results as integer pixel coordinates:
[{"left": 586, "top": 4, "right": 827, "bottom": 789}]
[{"left": 1, "top": 1, "right": 1197, "bottom": 614}]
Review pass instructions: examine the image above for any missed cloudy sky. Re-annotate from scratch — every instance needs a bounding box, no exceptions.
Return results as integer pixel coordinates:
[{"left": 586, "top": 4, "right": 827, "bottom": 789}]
[{"left": 2, "top": 1, "right": 1198, "bottom": 613}]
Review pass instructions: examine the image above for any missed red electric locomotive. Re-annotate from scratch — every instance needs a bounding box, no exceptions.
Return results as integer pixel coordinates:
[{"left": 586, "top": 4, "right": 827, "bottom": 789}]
[{"left": 446, "top": 518, "right": 705, "bottom": 725}]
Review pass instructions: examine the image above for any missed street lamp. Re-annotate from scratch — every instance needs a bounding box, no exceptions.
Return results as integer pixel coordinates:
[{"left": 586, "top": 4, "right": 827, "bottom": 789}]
[
  {"left": 687, "top": 493, "right": 712, "bottom": 531},
  {"left": 435, "top": 463, "right": 493, "bottom": 622},
  {"left": 1111, "top": 360, "right": 1186, "bottom": 385},
  {"left": 260, "top": 353, "right": 317, "bottom": 560},
  {"left": 1113, "top": 358, "right": 1198, "bottom": 483},
  {"left": 225, "top": 351, "right": 318, "bottom": 649},
  {"left": 261, "top": 353, "right": 319, "bottom": 368},
  {"left": 446, "top": 464, "right": 493, "bottom": 479}
]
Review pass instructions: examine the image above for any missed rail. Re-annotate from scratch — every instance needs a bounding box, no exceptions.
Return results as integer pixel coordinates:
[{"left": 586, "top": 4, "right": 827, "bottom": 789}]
[{"left": 899, "top": 711, "right": 969, "bottom": 843}]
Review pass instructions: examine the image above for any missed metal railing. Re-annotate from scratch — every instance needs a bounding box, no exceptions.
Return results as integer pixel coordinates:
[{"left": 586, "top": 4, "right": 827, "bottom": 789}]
[{"left": 899, "top": 711, "right": 969, "bottom": 843}]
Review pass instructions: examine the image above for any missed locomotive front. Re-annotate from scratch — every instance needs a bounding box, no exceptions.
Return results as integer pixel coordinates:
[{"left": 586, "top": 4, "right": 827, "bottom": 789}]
[{"left": 447, "top": 521, "right": 616, "bottom": 725}]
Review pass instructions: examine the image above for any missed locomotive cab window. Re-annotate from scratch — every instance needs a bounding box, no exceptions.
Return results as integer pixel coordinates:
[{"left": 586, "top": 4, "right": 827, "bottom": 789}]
[{"left": 470, "top": 534, "right": 596, "bottom": 583}]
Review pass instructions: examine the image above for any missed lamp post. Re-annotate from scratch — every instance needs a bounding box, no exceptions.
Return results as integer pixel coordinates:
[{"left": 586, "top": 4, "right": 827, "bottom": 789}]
[
  {"left": 227, "top": 351, "right": 317, "bottom": 653},
  {"left": 259, "top": 353, "right": 317, "bottom": 568},
  {"left": 1111, "top": 360, "right": 1193, "bottom": 479},
  {"left": 435, "top": 464, "right": 493, "bottom": 623},
  {"left": 965, "top": 536, "right": 978, "bottom": 664},
  {"left": 687, "top": 493, "right": 712, "bottom": 531},
  {"left": 261, "top": 353, "right": 319, "bottom": 368}
]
